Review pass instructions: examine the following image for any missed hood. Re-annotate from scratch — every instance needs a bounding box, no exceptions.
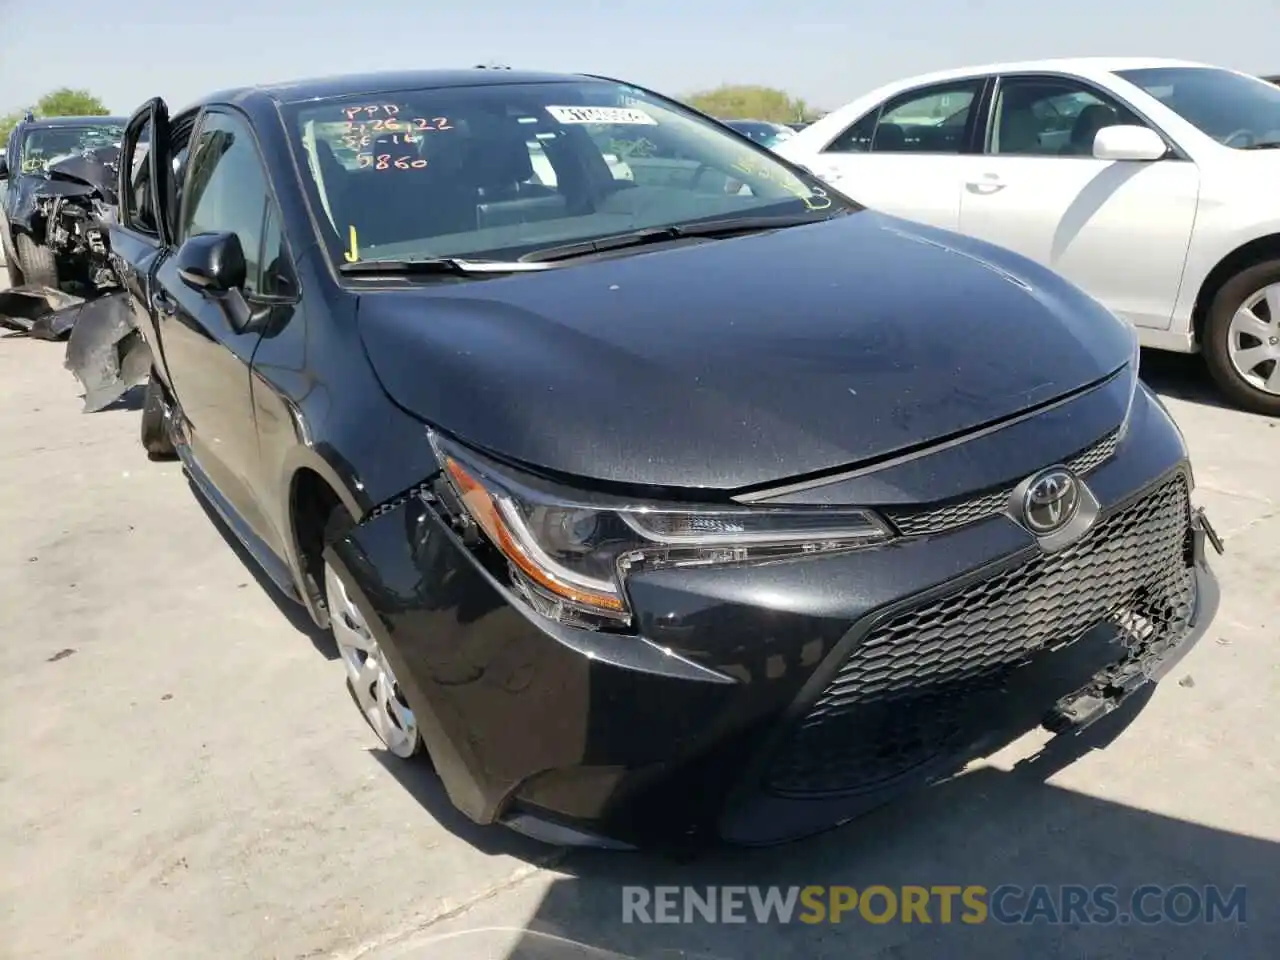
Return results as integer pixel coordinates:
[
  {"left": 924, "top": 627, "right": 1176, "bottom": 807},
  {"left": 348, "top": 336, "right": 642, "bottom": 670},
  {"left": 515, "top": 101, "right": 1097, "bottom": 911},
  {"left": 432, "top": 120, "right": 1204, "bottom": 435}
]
[
  {"left": 46, "top": 147, "right": 119, "bottom": 202},
  {"left": 5, "top": 164, "right": 106, "bottom": 230},
  {"left": 355, "top": 211, "right": 1134, "bottom": 492}
]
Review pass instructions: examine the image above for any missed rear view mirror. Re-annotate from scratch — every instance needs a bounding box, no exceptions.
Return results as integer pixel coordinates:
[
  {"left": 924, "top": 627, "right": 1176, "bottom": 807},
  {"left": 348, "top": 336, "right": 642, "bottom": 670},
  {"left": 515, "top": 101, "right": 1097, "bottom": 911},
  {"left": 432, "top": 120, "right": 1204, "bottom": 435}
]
[
  {"left": 1093, "top": 125, "right": 1168, "bottom": 162},
  {"left": 176, "top": 231, "right": 247, "bottom": 294}
]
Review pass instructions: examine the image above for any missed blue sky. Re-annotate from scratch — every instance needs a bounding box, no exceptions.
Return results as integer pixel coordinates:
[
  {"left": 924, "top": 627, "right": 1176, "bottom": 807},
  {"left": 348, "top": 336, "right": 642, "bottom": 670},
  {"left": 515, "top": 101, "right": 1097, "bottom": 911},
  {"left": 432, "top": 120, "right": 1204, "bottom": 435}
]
[{"left": 1, "top": 0, "right": 1276, "bottom": 116}]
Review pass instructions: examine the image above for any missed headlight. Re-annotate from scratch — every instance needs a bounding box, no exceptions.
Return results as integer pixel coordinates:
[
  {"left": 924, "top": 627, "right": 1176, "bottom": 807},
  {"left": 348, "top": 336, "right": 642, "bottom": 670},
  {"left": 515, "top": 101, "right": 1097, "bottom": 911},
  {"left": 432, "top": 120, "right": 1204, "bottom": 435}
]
[{"left": 429, "top": 432, "right": 892, "bottom": 628}]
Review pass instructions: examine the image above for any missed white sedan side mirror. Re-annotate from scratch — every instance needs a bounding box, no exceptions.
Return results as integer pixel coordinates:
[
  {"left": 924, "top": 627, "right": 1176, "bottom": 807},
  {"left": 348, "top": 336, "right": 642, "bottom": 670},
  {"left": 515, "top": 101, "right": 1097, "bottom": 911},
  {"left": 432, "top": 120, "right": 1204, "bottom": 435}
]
[{"left": 1093, "top": 125, "right": 1168, "bottom": 162}]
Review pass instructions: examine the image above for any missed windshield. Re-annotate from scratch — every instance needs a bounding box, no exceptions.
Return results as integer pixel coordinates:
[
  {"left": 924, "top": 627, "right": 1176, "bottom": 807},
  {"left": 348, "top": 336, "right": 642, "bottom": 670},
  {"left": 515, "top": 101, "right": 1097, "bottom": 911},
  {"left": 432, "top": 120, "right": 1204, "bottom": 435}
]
[
  {"left": 19, "top": 122, "right": 126, "bottom": 173},
  {"left": 286, "top": 79, "right": 846, "bottom": 266},
  {"left": 1116, "top": 66, "right": 1280, "bottom": 148}
]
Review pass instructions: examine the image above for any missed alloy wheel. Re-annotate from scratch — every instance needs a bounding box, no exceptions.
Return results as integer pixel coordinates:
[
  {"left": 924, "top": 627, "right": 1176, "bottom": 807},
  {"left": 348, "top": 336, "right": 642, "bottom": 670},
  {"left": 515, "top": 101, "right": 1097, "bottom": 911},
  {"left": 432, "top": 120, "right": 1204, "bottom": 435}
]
[
  {"left": 325, "top": 562, "right": 420, "bottom": 758},
  {"left": 1227, "top": 281, "right": 1280, "bottom": 395}
]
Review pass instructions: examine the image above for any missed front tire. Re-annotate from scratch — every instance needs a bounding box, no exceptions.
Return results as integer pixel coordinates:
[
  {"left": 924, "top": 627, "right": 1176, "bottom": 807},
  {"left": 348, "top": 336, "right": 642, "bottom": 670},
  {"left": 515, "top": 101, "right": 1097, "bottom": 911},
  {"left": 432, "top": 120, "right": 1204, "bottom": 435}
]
[
  {"left": 140, "top": 373, "right": 177, "bottom": 460},
  {"left": 2, "top": 226, "right": 22, "bottom": 287},
  {"left": 323, "top": 513, "right": 422, "bottom": 758},
  {"left": 14, "top": 232, "right": 59, "bottom": 289},
  {"left": 1203, "top": 260, "right": 1280, "bottom": 416}
]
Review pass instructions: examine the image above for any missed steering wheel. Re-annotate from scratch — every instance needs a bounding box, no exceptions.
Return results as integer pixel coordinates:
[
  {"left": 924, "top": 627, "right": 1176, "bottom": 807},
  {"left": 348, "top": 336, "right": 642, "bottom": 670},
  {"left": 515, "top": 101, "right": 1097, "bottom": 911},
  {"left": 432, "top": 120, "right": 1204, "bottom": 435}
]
[{"left": 1222, "top": 129, "right": 1255, "bottom": 148}]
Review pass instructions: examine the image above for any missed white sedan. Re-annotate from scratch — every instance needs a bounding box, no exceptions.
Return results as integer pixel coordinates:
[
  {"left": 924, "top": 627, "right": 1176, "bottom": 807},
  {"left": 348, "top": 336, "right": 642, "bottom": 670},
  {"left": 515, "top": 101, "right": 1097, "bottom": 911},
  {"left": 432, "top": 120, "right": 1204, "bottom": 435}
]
[{"left": 776, "top": 58, "right": 1280, "bottom": 416}]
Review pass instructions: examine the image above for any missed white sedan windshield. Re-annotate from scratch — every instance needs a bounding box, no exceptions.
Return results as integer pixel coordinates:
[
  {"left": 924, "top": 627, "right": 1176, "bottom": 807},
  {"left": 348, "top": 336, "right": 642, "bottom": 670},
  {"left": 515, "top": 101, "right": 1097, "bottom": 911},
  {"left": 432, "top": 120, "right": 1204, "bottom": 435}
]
[{"left": 1117, "top": 66, "right": 1280, "bottom": 149}]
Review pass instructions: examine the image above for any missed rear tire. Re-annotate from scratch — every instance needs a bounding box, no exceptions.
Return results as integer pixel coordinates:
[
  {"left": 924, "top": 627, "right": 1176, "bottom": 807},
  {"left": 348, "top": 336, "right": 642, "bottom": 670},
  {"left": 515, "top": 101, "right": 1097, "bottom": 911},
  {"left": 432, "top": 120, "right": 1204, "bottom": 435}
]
[
  {"left": 140, "top": 374, "right": 177, "bottom": 460},
  {"left": 15, "top": 232, "right": 59, "bottom": 289},
  {"left": 1203, "top": 259, "right": 1280, "bottom": 417}
]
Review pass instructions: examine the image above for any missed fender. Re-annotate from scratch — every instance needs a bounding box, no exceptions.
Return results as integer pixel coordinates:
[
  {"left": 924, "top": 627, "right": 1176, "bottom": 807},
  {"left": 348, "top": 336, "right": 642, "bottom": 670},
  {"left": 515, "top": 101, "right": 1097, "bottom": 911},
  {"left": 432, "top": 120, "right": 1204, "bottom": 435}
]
[
  {"left": 279, "top": 441, "right": 369, "bottom": 527},
  {"left": 274, "top": 406, "right": 442, "bottom": 626},
  {"left": 1177, "top": 219, "right": 1280, "bottom": 332}
]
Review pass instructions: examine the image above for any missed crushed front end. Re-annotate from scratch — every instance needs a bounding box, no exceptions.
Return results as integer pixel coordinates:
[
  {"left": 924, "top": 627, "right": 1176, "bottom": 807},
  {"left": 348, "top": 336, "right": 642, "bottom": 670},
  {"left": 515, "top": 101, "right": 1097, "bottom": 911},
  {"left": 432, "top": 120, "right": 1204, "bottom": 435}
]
[
  {"left": 1, "top": 146, "right": 123, "bottom": 342},
  {"left": 328, "top": 380, "right": 1221, "bottom": 849},
  {"left": 34, "top": 187, "right": 117, "bottom": 291}
]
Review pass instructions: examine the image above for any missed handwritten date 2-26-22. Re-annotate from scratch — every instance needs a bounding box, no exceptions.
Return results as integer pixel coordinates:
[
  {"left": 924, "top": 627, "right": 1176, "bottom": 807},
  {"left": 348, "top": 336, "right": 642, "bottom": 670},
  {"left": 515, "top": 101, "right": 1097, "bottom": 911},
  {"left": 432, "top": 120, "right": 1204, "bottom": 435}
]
[{"left": 341, "top": 113, "right": 454, "bottom": 152}]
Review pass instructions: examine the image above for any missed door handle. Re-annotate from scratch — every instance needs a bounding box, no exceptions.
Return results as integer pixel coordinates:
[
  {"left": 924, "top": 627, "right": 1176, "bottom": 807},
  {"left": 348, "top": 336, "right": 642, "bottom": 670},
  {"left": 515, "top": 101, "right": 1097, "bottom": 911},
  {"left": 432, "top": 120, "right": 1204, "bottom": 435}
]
[
  {"left": 151, "top": 288, "right": 178, "bottom": 316},
  {"left": 965, "top": 174, "right": 1006, "bottom": 194}
]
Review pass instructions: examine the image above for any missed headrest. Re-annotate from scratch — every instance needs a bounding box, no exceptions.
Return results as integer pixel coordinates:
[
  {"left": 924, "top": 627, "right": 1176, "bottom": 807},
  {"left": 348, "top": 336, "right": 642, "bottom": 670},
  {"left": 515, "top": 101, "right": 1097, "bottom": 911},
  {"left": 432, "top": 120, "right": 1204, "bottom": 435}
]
[
  {"left": 874, "top": 123, "right": 906, "bottom": 150},
  {"left": 1072, "top": 104, "right": 1118, "bottom": 143},
  {"left": 465, "top": 127, "right": 534, "bottom": 186}
]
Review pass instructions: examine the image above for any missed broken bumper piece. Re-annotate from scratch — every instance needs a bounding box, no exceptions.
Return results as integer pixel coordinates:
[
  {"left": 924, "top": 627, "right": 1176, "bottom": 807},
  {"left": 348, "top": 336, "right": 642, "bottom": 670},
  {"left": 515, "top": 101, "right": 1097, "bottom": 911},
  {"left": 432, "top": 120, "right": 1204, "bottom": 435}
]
[
  {"left": 0, "top": 285, "right": 89, "bottom": 341},
  {"left": 1044, "top": 506, "right": 1224, "bottom": 735},
  {"left": 64, "top": 291, "right": 152, "bottom": 412}
]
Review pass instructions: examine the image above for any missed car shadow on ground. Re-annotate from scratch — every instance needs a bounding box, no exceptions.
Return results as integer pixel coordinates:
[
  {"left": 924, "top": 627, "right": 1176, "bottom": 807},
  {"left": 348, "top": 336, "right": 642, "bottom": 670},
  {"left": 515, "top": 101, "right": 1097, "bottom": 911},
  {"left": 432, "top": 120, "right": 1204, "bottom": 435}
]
[
  {"left": 495, "top": 690, "right": 1276, "bottom": 959},
  {"left": 372, "top": 689, "right": 1278, "bottom": 959},
  {"left": 368, "top": 749, "right": 568, "bottom": 862},
  {"left": 94, "top": 382, "right": 145, "bottom": 412},
  {"left": 1138, "top": 349, "right": 1233, "bottom": 411},
  {"left": 184, "top": 475, "right": 339, "bottom": 660}
]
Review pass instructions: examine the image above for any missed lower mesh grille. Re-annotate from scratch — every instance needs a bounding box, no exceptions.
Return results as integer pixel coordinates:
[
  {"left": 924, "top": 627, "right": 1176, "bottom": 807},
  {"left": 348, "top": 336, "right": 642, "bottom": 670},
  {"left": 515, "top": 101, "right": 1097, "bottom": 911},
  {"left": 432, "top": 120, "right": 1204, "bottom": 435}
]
[{"left": 765, "top": 473, "right": 1195, "bottom": 798}]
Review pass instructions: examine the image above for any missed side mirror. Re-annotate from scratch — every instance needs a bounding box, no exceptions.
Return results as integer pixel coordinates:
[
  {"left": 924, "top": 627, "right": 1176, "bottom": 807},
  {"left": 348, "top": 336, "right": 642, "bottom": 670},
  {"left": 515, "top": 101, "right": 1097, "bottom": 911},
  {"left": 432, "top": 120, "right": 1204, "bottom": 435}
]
[
  {"left": 1093, "top": 125, "right": 1168, "bottom": 162},
  {"left": 0, "top": 157, "right": 8, "bottom": 180},
  {"left": 176, "top": 231, "right": 247, "bottom": 294}
]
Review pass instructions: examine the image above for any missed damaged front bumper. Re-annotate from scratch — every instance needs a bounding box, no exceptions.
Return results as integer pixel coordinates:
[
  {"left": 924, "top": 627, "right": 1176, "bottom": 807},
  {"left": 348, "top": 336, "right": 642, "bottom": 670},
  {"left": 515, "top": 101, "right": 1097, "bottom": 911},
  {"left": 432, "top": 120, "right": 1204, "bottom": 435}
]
[
  {"left": 0, "top": 285, "right": 90, "bottom": 340},
  {"left": 1045, "top": 506, "right": 1224, "bottom": 734},
  {"left": 63, "top": 291, "right": 151, "bottom": 411}
]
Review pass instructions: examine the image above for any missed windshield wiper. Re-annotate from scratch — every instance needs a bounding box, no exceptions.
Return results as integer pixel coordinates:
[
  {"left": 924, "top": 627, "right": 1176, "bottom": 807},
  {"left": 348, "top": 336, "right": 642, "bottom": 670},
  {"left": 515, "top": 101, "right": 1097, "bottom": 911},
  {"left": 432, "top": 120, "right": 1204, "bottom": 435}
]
[
  {"left": 338, "top": 258, "right": 554, "bottom": 276},
  {"left": 1239, "top": 140, "right": 1280, "bottom": 150},
  {"left": 520, "top": 212, "right": 848, "bottom": 263}
]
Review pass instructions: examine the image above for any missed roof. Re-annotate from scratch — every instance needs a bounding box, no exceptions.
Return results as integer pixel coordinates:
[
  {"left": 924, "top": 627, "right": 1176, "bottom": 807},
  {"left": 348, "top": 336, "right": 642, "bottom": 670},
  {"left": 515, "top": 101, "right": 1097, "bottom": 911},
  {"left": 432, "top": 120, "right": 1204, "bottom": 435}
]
[
  {"left": 870, "top": 56, "right": 1214, "bottom": 91},
  {"left": 19, "top": 115, "right": 128, "bottom": 129},
  {"left": 191, "top": 68, "right": 594, "bottom": 110}
]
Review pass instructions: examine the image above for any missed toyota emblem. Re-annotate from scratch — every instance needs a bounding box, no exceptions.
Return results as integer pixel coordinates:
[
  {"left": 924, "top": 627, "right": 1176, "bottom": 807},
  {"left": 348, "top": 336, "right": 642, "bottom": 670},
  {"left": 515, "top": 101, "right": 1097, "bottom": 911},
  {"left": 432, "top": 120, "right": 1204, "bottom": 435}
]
[{"left": 1021, "top": 468, "right": 1081, "bottom": 535}]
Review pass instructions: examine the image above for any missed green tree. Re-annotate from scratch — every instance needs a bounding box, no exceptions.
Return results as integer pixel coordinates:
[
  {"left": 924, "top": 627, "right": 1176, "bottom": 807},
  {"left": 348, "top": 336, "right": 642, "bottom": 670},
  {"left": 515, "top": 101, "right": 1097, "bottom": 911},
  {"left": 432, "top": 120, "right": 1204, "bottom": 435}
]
[
  {"left": 684, "top": 84, "right": 820, "bottom": 123},
  {"left": 0, "top": 88, "right": 110, "bottom": 140},
  {"left": 36, "top": 88, "right": 109, "bottom": 118}
]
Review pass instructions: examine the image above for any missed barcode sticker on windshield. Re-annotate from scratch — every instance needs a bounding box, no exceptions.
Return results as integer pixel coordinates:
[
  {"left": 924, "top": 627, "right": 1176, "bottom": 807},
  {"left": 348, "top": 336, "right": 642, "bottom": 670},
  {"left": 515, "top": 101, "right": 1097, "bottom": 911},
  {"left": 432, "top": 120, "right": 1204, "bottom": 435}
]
[{"left": 546, "top": 106, "right": 657, "bottom": 125}]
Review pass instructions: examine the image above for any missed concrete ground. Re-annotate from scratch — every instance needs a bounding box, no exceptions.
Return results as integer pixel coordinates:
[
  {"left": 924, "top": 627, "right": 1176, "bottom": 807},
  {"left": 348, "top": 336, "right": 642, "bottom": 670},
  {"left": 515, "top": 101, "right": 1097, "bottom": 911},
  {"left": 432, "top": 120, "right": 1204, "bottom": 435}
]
[{"left": 0, "top": 300, "right": 1276, "bottom": 958}]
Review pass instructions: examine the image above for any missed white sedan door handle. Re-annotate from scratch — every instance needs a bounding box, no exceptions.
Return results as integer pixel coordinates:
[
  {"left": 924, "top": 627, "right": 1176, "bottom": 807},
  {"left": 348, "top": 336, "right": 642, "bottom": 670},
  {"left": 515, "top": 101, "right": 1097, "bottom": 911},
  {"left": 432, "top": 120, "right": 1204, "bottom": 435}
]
[{"left": 965, "top": 173, "right": 1006, "bottom": 194}]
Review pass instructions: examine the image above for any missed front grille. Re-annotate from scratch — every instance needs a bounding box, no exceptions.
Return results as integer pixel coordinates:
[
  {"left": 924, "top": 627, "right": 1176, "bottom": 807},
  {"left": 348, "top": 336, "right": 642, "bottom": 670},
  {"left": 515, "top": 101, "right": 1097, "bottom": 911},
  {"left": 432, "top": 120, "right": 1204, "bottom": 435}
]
[
  {"left": 885, "top": 429, "right": 1120, "bottom": 538},
  {"left": 765, "top": 473, "right": 1194, "bottom": 798}
]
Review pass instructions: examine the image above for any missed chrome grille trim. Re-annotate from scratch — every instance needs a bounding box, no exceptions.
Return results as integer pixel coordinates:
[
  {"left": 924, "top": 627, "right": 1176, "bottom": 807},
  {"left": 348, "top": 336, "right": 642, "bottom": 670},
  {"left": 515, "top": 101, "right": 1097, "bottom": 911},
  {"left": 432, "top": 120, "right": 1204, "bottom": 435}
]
[{"left": 885, "top": 429, "right": 1120, "bottom": 538}]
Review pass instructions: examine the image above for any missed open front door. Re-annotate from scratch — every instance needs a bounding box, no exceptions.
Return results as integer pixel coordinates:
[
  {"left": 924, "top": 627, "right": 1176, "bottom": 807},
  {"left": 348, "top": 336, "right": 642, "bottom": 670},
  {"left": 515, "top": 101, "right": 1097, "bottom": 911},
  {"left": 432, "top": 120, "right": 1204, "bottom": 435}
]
[
  {"left": 107, "top": 97, "right": 175, "bottom": 389},
  {"left": 66, "top": 97, "right": 175, "bottom": 412},
  {"left": 118, "top": 97, "right": 174, "bottom": 247}
]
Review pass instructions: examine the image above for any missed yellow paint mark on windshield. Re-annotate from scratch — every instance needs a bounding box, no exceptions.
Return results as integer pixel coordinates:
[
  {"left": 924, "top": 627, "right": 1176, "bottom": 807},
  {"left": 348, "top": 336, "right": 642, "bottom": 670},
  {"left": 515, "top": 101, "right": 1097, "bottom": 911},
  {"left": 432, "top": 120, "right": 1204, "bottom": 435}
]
[
  {"left": 344, "top": 224, "right": 360, "bottom": 263},
  {"left": 731, "top": 152, "right": 833, "bottom": 211}
]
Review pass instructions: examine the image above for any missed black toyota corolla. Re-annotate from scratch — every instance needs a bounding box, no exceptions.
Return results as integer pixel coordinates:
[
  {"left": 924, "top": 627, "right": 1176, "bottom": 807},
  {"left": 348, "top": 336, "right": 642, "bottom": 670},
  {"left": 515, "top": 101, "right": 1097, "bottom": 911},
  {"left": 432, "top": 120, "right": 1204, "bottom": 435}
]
[{"left": 99, "top": 68, "right": 1221, "bottom": 849}]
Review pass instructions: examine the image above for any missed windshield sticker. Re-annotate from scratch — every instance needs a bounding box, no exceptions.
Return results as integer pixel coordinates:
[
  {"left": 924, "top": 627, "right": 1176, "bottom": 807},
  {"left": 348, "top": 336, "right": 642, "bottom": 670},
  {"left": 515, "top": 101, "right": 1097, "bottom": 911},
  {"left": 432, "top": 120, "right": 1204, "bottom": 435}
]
[{"left": 546, "top": 106, "right": 657, "bottom": 126}]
